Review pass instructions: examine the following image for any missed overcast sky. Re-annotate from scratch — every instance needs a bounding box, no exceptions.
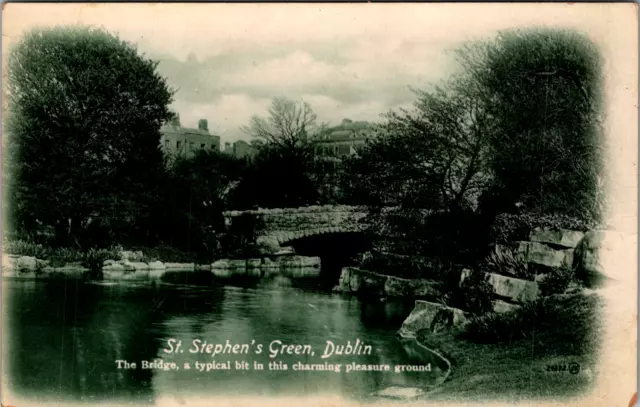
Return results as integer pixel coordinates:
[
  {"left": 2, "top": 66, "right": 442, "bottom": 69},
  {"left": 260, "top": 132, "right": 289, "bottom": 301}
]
[{"left": 2, "top": 3, "right": 629, "bottom": 143}]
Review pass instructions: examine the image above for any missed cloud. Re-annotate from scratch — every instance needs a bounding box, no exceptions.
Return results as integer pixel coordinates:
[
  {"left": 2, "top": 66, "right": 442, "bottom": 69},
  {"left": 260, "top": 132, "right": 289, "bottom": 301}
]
[
  {"left": 170, "top": 94, "right": 272, "bottom": 140},
  {"left": 152, "top": 37, "right": 459, "bottom": 142},
  {"left": 4, "top": 3, "right": 615, "bottom": 144}
]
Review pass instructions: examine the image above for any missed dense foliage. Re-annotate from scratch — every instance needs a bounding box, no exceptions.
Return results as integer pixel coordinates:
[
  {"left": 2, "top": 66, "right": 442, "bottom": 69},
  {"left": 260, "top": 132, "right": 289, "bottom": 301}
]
[
  {"left": 468, "top": 28, "right": 605, "bottom": 222},
  {"left": 228, "top": 144, "right": 324, "bottom": 209},
  {"left": 158, "top": 149, "right": 245, "bottom": 260},
  {"left": 343, "top": 27, "right": 604, "bottom": 271},
  {"left": 342, "top": 76, "right": 492, "bottom": 212},
  {"left": 4, "top": 26, "right": 174, "bottom": 248}
]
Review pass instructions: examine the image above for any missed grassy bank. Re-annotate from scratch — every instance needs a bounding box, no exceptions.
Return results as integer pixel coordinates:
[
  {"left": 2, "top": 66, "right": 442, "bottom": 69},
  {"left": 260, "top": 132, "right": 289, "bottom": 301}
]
[{"left": 417, "top": 292, "right": 602, "bottom": 401}]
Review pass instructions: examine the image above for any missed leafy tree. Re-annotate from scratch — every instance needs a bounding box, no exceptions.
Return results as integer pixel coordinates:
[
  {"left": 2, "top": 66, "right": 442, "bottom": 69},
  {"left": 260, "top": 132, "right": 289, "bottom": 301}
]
[
  {"left": 228, "top": 144, "right": 322, "bottom": 209},
  {"left": 343, "top": 75, "right": 493, "bottom": 214},
  {"left": 340, "top": 76, "right": 495, "bottom": 263},
  {"left": 460, "top": 28, "right": 604, "bottom": 222},
  {"left": 160, "top": 150, "right": 245, "bottom": 258},
  {"left": 4, "top": 26, "right": 175, "bottom": 248}
]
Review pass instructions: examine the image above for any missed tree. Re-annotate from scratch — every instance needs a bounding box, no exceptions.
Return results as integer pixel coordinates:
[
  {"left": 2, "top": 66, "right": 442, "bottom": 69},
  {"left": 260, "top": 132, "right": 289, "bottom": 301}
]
[
  {"left": 458, "top": 28, "right": 604, "bottom": 222},
  {"left": 234, "top": 96, "right": 338, "bottom": 208},
  {"left": 343, "top": 74, "right": 493, "bottom": 214},
  {"left": 161, "top": 150, "right": 245, "bottom": 257},
  {"left": 341, "top": 76, "right": 495, "bottom": 262},
  {"left": 228, "top": 145, "right": 322, "bottom": 209},
  {"left": 241, "top": 96, "right": 325, "bottom": 152},
  {"left": 4, "top": 26, "right": 175, "bottom": 247}
]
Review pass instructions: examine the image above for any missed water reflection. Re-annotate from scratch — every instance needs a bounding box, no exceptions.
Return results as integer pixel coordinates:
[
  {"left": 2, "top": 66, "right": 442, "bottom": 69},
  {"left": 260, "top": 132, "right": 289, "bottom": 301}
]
[{"left": 4, "top": 278, "right": 444, "bottom": 403}]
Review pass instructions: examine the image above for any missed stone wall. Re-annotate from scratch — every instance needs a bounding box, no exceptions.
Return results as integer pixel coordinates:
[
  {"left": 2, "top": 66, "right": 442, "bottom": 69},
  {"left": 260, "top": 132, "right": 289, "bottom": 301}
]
[{"left": 223, "top": 205, "right": 370, "bottom": 253}]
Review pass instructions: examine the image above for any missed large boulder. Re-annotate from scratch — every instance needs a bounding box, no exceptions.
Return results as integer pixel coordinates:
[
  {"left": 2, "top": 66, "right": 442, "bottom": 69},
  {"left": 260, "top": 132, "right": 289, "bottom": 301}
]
[
  {"left": 335, "top": 267, "right": 386, "bottom": 295},
  {"left": 120, "top": 250, "right": 144, "bottom": 262},
  {"left": 335, "top": 268, "right": 442, "bottom": 299},
  {"left": 575, "top": 230, "right": 631, "bottom": 285},
  {"left": 384, "top": 275, "right": 442, "bottom": 298},
  {"left": 486, "top": 272, "right": 539, "bottom": 303},
  {"left": 516, "top": 241, "right": 574, "bottom": 269},
  {"left": 460, "top": 271, "right": 538, "bottom": 303},
  {"left": 3, "top": 255, "right": 45, "bottom": 272},
  {"left": 256, "top": 236, "right": 281, "bottom": 255},
  {"left": 529, "top": 228, "right": 585, "bottom": 249},
  {"left": 2, "top": 254, "right": 17, "bottom": 271},
  {"left": 493, "top": 299, "right": 521, "bottom": 313},
  {"left": 103, "top": 262, "right": 126, "bottom": 272},
  {"left": 398, "top": 300, "right": 468, "bottom": 338}
]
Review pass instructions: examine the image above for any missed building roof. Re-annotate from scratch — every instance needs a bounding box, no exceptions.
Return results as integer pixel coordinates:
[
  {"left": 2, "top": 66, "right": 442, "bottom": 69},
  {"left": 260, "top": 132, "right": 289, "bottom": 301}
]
[
  {"left": 315, "top": 119, "right": 382, "bottom": 142},
  {"left": 160, "top": 124, "right": 217, "bottom": 137}
]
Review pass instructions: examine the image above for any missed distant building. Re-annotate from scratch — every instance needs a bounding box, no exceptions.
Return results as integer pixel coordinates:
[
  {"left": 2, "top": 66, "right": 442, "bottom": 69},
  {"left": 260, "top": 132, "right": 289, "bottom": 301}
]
[
  {"left": 313, "top": 119, "right": 381, "bottom": 161},
  {"left": 223, "top": 140, "right": 258, "bottom": 159},
  {"left": 160, "top": 114, "right": 221, "bottom": 158}
]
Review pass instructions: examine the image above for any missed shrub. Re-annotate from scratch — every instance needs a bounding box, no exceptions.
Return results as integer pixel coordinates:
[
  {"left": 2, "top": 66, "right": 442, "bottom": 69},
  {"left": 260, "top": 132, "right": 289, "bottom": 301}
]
[
  {"left": 538, "top": 266, "right": 575, "bottom": 297},
  {"left": 483, "top": 245, "right": 535, "bottom": 281},
  {"left": 3, "top": 240, "right": 49, "bottom": 259},
  {"left": 81, "top": 248, "right": 120, "bottom": 273},
  {"left": 461, "top": 293, "right": 601, "bottom": 354},
  {"left": 490, "top": 212, "right": 595, "bottom": 244},
  {"left": 48, "top": 247, "right": 83, "bottom": 267},
  {"left": 365, "top": 209, "right": 492, "bottom": 266},
  {"left": 3, "top": 240, "right": 123, "bottom": 269},
  {"left": 461, "top": 302, "right": 540, "bottom": 344}
]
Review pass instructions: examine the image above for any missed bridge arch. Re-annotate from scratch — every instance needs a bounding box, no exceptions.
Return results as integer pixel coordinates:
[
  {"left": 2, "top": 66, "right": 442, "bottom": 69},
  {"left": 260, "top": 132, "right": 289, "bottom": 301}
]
[
  {"left": 275, "top": 226, "right": 360, "bottom": 247},
  {"left": 224, "top": 205, "right": 370, "bottom": 254}
]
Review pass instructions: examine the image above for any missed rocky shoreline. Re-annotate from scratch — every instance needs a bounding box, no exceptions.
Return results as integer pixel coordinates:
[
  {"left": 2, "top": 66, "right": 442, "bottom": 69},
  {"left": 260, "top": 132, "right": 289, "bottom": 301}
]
[{"left": 1, "top": 252, "right": 322, "bottom": 280}]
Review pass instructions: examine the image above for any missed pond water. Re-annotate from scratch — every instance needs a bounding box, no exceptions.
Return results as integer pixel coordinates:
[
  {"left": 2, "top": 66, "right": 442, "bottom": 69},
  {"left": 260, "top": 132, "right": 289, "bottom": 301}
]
[{"left": 3, "top": 276, "right": 447, "bottom": 404}]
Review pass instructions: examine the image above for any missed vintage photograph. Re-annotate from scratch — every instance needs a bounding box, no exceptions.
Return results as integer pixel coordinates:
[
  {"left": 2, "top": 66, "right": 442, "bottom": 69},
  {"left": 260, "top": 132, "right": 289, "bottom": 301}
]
[{"left": 1, "top": 3, "right": 637, "bottom": 407}]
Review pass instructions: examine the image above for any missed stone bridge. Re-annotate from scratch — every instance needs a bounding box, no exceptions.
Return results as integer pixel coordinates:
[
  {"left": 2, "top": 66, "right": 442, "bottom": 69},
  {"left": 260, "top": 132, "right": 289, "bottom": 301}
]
[{"left": 223, "top": 205, "right": 371, "bottom": 253}]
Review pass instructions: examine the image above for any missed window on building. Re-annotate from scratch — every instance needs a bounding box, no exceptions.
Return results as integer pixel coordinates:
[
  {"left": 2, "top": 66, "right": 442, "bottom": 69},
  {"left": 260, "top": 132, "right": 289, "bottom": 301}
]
[
  {"left": 164, "top": 140, "right": 170, "bottom": 147},
  {"left": 177, "top": 141, "right": 182, "bottom": 149},
  {"left": 338, "top": 145, "right": 351, "bottom": 156},
  {"left": 201, "top": 143, "right": 206, "bottom": 149}
]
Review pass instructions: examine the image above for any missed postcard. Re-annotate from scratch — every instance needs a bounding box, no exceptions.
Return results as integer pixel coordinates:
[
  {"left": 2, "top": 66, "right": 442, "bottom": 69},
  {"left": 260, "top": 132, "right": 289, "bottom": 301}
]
[{"left": 1, "top": 3, "right": 637, "bottom": 407}]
